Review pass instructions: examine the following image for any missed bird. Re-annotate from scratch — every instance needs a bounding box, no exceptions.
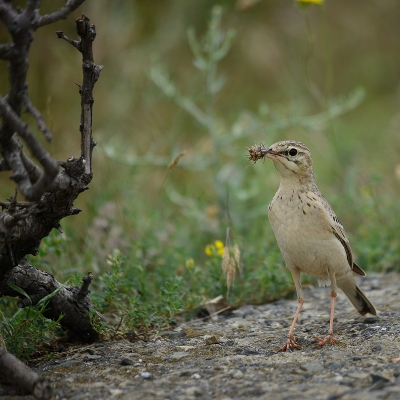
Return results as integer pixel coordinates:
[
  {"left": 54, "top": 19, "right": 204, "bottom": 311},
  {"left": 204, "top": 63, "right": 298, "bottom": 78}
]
[{"left": 250, "top": 140, "right": 376, "bottom": 352}]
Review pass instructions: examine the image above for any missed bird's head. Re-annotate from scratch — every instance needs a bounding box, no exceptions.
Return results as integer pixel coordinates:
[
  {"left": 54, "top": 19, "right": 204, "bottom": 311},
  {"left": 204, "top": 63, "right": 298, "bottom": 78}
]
[{"left": 261, "top": 140, "right": 314, "bottom": 181}]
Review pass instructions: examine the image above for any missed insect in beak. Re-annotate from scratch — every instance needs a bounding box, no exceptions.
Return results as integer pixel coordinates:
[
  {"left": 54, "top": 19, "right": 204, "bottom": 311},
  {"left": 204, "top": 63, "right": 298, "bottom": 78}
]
[{"left": 261, "top": 148, "right": 282, "bottom": 160}]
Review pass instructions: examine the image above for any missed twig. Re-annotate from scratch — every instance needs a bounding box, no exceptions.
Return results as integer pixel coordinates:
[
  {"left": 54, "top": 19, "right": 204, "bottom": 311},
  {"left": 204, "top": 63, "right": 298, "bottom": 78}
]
[
  {"left": 56, "top": 30, "right": 81, "bottom": 50},
  {"left": 77, "top": 272, "right": 93, "bottom": 299},
  {"left": 161, "top": 151, "right": 186, "bottom": 184},
  {"left": 57, "top": 15, "right": 103, "bottom": 176},
  {"left": 24, "top": 95, "right": 52, "bottom": 142},
  {"left": 0, "top": 96, "right": 59, "bottom": 201},
  {"left": 0, "top": 201, "right": 35, "bottom": 209},
  {"left": 37, "top": 0, "right": 86, "bottom": 28}
]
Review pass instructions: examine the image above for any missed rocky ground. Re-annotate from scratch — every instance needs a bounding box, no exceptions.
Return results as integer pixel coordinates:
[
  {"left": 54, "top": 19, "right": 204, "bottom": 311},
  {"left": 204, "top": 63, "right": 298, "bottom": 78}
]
[{"left": 1, "top": 273, "right": 400, "bottom": 400}]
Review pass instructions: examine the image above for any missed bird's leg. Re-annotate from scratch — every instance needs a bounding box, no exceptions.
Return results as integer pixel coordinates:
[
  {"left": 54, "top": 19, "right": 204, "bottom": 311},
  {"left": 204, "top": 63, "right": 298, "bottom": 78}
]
[
  {"left": 278, "top": 267, "right": 304, "bottom": 352},
  {"left": 278, "top": 298, "right": 304, "bottom": 352},
  {"left": 315, "top": 271, "right": 338, "bottom": 347}
]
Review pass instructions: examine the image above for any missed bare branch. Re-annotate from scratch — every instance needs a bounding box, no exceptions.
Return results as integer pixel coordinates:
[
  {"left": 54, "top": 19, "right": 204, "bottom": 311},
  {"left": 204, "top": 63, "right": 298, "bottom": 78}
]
[
  {"left": 77, "top": 272, "right": 93, "bottom": 299},
  {"left": 0, "top": 200, "right": 34, "bottom": 209},
  {"left": 0, "top": 96, "right": 59, "bottom": 201},
  {"left": 56, "top": 30, "right": 81, "bottom": 50},
  {"left": 37, "top": 0, "right": 86, "bottom": 28},
  {"left": 0, "top": 1, "right": 17, "bottom": 26},
  {"left": 58, "top": 14, "right": 103, "bottom": 176},
  {"left": 21, "top": 151, "right": 43, "bottom": 183},
  {"left": 24, "top": 95, "right": 52, "bottom": 142},
  {"left": 24, "top": 0, "right": 41, "bottom": 21},
  {"left": 0, "top": 43, "right": 15, "bottom": 60},
  {"left": 0, "top": 2, "right": 33, "bottom": 145}
]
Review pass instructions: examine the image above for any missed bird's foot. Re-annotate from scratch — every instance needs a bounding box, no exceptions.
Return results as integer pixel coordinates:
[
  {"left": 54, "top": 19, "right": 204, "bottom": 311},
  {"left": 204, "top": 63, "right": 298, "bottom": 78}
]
[
  {"left": 277, "top": 334, "right": 301, "bottom": 352},
  {"left": 314, "top": 334, "right": 338, "bottom": 347}
]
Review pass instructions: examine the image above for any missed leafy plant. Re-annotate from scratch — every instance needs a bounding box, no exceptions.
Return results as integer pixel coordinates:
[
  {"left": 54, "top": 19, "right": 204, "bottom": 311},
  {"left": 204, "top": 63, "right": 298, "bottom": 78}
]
[{"left": 1, "top": 286, "right": 64, "bottom": 359}]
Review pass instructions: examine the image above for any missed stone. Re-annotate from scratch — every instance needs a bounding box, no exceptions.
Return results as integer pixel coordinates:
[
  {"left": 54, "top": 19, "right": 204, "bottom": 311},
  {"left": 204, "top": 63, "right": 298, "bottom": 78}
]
[
  {"left": 325, "top": 361, "right": 343, "bottom": 371},
  {"left": 301, "top": 362, "right": 324, "bottom": 373},
  {"left": 169, "top": 332, "right": 187, "bottom": 340},
  {"left": 205, "top": 335, "right": 220, "bottom": 345},
  {"left": 57, "top": 360, "right": 80, "bottom": 368},
  {"left": 84, "top": 354, "right": 102, "bottom": 361},
  {"left": 185, "top": 386, "right": 203, "bottom": 397},
  {"left": 140, "top": 372, "right": 152, "bottom": 379},
  {"left": 176, "top": 345, "right": 196, "bottom": 351},
  {"left": 120, "top": 357, "right": 135, "bottom": 366},
  {"left": 170, "top": 352, "right": 189, "bottom": 360},
  {"left": 369, "top": 373, "right": 390, "bottom": 383},
  {"left": 232, "top": 369, "right": 244, "bottom": 379},
  {"left": 346, "top": 371, "right": 370, "bottom": 379}
]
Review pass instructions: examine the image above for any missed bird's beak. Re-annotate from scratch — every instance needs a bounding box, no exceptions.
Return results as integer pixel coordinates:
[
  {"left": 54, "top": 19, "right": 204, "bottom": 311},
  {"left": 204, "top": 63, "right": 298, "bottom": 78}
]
[{"left": 261, "top": 147, "right": 282, "bottom": 160}]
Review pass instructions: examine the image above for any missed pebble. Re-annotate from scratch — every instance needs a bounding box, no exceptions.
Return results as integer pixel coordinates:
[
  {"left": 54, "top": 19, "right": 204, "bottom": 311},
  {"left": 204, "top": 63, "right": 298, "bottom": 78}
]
[
  {"left": 346, "top": 371, "right": 370, "bottom": 379},
  {"left": 169, "top": 332, "right": 187, "bottom": 340},
  {"left": 325, "top": 361, "right": 343, "bottom": 371},
  {"left": 140, "top": 372, "right": 152, "bottom": 379},
  {"left": 185, "top": 386, "right": 203, "bottom": 397},
  {"left": 56, "top": 360, "right": 80, "bottom": 368},
  {"left": 301, "top": 362, "right": 324, "bottom": 372},
  {"left": 204, "top": 335, "right": 220, "bottom": 345},
  {"left": 120, "top": 357, "right": 135, "bottom": 366},
  {"left": 232, "top": 370, "right": 244, "bottom": 379},
  {"left": 85, "top": 354, "right": 102, "bottom": 361},
  {"left": 176, "top": 345, "right": 195, "bottom": 351},
  {"left": 170, "top": 351, "right": 189, "bottom": 360}
]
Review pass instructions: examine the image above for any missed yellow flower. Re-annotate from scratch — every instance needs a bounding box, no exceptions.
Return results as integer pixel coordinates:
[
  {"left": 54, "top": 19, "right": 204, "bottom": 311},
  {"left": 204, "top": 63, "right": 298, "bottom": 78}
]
[
  {"left": 205, "top": 244, "right": 214, "bottom": 256},
  {"left": 205, "top": 240, "right": 225, "bottom": 257},
  {"left": 185, "top": 258, "right": 195, "bottom": 269},
  {"left": 214, "top": 240, "right": 225, "bottom": 256},
  {"left": 296, "top": 0, "right": 323, "bottom": 4}
]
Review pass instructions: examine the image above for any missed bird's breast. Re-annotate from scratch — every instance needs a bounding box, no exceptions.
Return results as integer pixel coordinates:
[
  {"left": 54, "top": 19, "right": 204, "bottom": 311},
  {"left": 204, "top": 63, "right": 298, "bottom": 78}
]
[{"left": 268, "top": 189, "right": 347, "bottom": 278}]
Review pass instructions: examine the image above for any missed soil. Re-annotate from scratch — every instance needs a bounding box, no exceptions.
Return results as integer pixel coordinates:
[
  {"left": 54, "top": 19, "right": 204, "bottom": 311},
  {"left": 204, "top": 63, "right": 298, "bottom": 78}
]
[{"left": 1, "top": 273, "right": 399, "bottom": 400}]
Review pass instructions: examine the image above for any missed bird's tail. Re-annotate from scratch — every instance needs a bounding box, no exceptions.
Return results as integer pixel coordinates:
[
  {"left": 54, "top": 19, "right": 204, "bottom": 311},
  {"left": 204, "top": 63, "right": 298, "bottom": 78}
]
[{"left": 337, "top": 275, "right": 377, "bottom": 316}]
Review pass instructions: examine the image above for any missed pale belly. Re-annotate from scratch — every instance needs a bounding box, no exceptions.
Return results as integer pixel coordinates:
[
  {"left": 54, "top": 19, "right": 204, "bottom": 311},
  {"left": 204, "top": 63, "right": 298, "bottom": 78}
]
[{"left": 268, "top": 194, "right": 349, "bottom": 280}]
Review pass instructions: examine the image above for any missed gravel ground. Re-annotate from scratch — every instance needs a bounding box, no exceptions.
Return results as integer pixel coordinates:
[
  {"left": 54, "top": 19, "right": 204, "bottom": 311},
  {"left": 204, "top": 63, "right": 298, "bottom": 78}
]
[{"left": 1, "top": 273, "right": 399, "bottom": 400}]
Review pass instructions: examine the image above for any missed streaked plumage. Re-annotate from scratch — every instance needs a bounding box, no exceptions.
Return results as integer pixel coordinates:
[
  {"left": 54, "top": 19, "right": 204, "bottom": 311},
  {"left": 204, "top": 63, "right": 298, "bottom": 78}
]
[{"left": 262, "top": 140, "right": 376, "bottom": 351}]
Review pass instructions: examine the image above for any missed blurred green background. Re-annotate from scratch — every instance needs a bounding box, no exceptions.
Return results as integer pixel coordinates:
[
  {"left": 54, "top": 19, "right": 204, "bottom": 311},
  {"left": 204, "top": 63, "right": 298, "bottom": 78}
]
[{"left": 1, "top": 0, "right": 400, "bottom": 336}]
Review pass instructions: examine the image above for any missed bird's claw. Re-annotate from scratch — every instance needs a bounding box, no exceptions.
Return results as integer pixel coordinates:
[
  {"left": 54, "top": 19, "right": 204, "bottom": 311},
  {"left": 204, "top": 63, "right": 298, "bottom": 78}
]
[
  {"left": 277, "top": 334, "right": 301, "bottom": 352},
  {"left": 314, "top": 334, "right": 338, "bottom": 347}
]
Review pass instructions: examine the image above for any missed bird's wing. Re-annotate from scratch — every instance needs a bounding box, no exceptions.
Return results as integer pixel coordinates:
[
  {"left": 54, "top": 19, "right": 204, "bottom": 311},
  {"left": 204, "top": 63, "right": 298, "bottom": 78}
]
[{"left": 306, "top": 190, "right": 365, "bottom": 276}]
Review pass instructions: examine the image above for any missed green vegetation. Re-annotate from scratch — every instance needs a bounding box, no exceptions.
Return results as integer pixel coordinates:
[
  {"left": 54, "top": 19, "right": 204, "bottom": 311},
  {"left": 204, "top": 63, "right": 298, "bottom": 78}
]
[
  {"left": 0, "top": 285, "right": 64, "bottom": 359},
  {"left": 1, "top": 1, "right": 400, "bottom": 357}
]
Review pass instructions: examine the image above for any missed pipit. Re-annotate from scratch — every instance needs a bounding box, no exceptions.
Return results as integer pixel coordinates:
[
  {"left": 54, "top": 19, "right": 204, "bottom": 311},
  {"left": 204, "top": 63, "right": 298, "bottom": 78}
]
[{"left": 247, "top": 140, "right": 376, "bottom": 352}]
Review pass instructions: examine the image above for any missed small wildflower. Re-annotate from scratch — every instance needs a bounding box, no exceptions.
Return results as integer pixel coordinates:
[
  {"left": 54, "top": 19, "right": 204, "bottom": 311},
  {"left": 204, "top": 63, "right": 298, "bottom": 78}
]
[
  {"left": 205, "top": 244, "right": 213, "bottom": 256},
  {"left": 214, "top": 240, "right": 225, "bottom": 256},
  {"left": 205, "top": 240, "right": 225, "bottom": 257},
  {"left": 185, "top": 258, "right": 195, "bottom": 269}
]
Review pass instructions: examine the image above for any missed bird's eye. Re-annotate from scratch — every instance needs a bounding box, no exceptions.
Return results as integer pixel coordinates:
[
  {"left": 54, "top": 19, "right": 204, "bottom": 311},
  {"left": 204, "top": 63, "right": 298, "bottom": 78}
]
[{"left": 289, "top": 148, "right": 297, "bottom": 156}]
